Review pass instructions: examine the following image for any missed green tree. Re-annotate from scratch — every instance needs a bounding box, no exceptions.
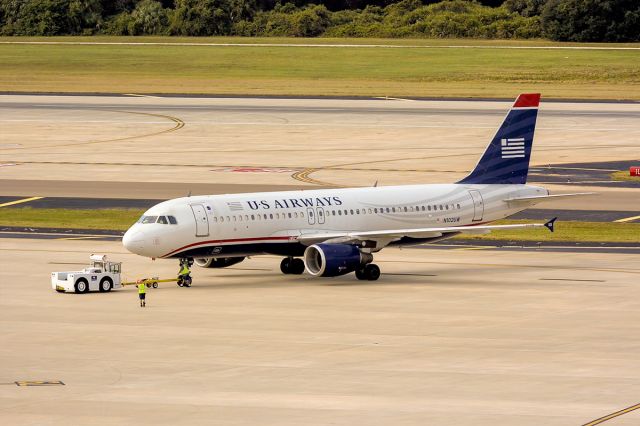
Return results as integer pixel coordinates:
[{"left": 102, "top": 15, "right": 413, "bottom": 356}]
[
  {"left": 0, "top": 0, "right": 102, "bottom": 35},
  {"left": 542, "top": 0, "right": 640, "bottom": 41},
  {"left": 128, "top": 0, "right": 169, "bottom": 34},
  {"left": 504, "top": 0, "right": 546, "bottom": 17},
  {"left": 170, "top": 0, "right": 255, "bottom": 35}
]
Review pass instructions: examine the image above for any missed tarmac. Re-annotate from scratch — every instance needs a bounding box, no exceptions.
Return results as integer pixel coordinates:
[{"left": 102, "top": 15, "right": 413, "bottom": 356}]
[
  {"left": 1, "top": 94, "right": 639, "bottom": 425},
  {"left": 2, "top": 238, "right": 640, "bottom": 425}
]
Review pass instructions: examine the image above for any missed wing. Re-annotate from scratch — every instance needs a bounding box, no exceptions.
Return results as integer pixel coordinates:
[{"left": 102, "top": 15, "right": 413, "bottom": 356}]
[{"left": 295, "top": 219, "right": 556, "bottom": 249}]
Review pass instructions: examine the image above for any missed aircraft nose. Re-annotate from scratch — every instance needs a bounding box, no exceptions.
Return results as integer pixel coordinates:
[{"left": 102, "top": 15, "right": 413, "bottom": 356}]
[{"left": 122, "top": 228, "right": 146, "bottom": 255}]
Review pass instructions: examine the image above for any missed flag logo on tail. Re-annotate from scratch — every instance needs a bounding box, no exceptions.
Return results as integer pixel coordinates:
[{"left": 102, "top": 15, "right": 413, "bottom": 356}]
[{"left": 501, "top": 138, "right": 525, "bottom": 159}]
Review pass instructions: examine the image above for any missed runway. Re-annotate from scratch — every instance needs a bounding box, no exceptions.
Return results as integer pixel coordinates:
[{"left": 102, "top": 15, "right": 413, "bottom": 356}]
[{"left": 1, "top": 238, "right": 640, "bottom": 425}]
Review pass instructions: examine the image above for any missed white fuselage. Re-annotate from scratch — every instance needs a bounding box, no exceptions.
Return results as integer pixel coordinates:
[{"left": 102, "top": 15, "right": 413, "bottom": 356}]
[{"left": 122, "top": 183, "right": 547, "bottom": 259}]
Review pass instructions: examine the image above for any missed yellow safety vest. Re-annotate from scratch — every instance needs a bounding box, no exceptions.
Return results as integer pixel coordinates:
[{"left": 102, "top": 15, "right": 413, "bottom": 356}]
[
  {"left": 180, "top": 266, "right": 190, "bottom": 275},
  {"left": 137, "top": 283, "right": 146, "bottom": 294}
]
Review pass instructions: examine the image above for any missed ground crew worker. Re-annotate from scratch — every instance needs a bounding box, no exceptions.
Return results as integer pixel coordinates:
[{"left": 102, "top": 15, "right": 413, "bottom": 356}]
[
  {"left": 179, "top": 261, "right": 190, "bottom": 277},
  {"left": 178, "top": 259, "right": 191, "bottom": 286},
  {"left": 137, "top": 280, "right": 146, "bottom": 307}
]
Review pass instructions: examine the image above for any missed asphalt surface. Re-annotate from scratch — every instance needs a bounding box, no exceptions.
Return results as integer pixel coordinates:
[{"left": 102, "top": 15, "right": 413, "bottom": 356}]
[
  {"left": 4, "top": 97, "right": 640, "bottom": 118},
  {"left": 4, "top": 237, "right": 640, "bottom": 425},
  {"left": 529, "top": 160, "right": 640, "bottom": 188}
]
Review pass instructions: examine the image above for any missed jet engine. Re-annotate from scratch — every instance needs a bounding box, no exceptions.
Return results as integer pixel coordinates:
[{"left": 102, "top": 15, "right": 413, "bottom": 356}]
[
  {"left": 194, "top": 257, "right": 245, "bottom": 268},
  {"left": 303, "top": 244, "right": 373, "bottom": 277}
]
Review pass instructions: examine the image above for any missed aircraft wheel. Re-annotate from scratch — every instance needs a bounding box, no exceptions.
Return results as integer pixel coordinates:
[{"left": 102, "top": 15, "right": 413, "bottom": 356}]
[
  {"left": 355, "top": 268, "right": 366, "bottom": 280},
  {"left": 152, "top": 282, "right": 158, "bottom": 288},
  {"left": 280, "top": 258, "right": 292, "bottom": 274},
  {"left": 99, "top": 278, "right": 113, "bottom": 292},
  {"left": 291, "top": 258, "right": 305, "bottom": 275},
  {"left": 364, "top": 264, "right": 380, "bottom": 281}
]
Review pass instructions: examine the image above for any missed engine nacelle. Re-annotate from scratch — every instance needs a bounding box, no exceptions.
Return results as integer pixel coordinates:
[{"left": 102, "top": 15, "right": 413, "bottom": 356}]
[
  {"left": 304, "top": 244, "right": 372, "bottom": 277},
  {"left": 194, "top": 257, "right": 245, "bottom": 268}
]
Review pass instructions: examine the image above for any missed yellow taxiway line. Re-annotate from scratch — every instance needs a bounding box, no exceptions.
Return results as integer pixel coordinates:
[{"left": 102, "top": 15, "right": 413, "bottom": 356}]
[
  {"left": 582, "top": 402, "right": 640, "bottom": 425},
  {"left": 0, "top": 196, "right": 43, "bottom": 208},
  {"left": 613, "top": 214, "right": 640, "bottom": 223}
]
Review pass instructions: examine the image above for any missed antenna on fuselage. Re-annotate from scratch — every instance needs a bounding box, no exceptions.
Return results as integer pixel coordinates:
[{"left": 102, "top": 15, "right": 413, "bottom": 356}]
[
  {"left": 373, "top": 180, "right": 378, "bottom": 187},
  {"left": 187, "top": 190, "right": 192, "bottom": 197}
]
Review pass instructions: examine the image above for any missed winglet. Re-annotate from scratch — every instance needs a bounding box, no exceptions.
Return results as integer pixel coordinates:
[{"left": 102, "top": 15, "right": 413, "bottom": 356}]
[{"left": 544, "top": 217, "right": 557, "bottom": 233}]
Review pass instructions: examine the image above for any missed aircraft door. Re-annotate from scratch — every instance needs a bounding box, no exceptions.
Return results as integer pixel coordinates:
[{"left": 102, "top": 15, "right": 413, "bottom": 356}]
[
  {"left": 468, "top": 190, "right": 484, "bottom": 222},
  {"left": 190, "top": 204, "right": 210, "bottom": 237},
  {"left": 316, "top": 208, "right": 325, "bottom": 224},
  {"left": 307, "top": 208, "right": 316, "bottom": 225}
]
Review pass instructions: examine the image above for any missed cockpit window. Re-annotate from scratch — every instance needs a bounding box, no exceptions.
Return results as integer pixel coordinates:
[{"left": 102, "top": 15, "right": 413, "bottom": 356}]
[
  {"left": 157, "top": 216, "right": 168, "bottom": 224},
  {"left": 139, "top": 216, "right": 158, "bottom": 224},
  {"left": 168, "top": 216, "right": 177, "bottom": 224}
]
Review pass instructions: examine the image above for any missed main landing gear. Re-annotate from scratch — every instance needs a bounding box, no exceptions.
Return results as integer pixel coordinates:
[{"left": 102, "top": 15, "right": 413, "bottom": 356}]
[
  {"left": 280, "top": 257, "right": 305, "bottom": 275},
  {"left": 355, "top": 263, "right": 380, "bottom": 281}
]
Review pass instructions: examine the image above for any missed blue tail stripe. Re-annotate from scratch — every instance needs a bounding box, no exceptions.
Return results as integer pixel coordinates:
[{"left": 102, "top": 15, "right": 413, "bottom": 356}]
[{"left": 458, "top": 106, "right": 538, "bottom": 185}]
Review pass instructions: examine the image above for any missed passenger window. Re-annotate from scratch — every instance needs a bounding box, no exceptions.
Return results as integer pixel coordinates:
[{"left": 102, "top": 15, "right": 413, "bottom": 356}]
[
  {"left": 349, "top": 209, "right": 353, "bottom": 215},
  {"left": 270, "top": 214, "right": 274, "bottom": 219},
  {"left": 457, "top": 204, "right": 461, "bottom": 209},
  {"left": 288, "top": 213, "right": 292, "bottom": 218},
  {"left": 214, "top": 217, "right": 218, "bottom": 222},
  {"left": 338, "top": 210, "right": 342, "bottom": 216},
  {"left": 368, "top": 208, "right": 372, "bottom": 214},
  {"left": 157, "top": 216, "right": 168, "bottom": 224},
  {"left": 168, "top": 216, "right": 177, "bottom": 224},
  {"left": 446, "top": 205, "right": 449, "bottom": 210},
  {"left": 439, "top": 205, "right": 443, "bottom": 210},
  {"left": 226, "top": 216, "right": 230, "bottom": 222},
  {"left": 251, "top": 214, "right": 255, "bottom": 220},
  {"left": 301, "top": 212, "right": 304, "bottom": 218}
]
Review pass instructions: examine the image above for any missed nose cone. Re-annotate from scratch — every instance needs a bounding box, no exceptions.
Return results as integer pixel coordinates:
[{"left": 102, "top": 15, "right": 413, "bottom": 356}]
[{"left": 123, "top": 228, "right": 146, "bottom": 255}]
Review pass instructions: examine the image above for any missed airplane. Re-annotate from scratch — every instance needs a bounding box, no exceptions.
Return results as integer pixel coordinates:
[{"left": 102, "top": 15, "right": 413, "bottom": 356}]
[{"left": 123, "top": 93, "right": 588, "bottom": 281}]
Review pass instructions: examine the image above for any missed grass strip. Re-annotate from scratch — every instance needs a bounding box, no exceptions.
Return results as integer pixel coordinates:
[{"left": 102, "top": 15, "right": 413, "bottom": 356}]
[
  {"left": 0, "top": 208, "right": 638, "bottom": 243},
  {"left": 1, "top": 36, "right": 639, "bottom": 99},
  {"left": 454, "top": 220, "right": 640, "bottom": 243},
  {"left": 0, "top": 208, "right": 144, "bottom": 231},
  {"left": 611, "top": 171, "right": 640, "bottom": 182}
]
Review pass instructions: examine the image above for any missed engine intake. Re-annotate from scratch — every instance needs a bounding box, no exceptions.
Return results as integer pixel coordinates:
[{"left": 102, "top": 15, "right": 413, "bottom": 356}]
[
  {"left": 304, "top": 244, "right": 372, "bottom": 277},
  {"left": 194, "top": 257, "right": 245, "bottom": 268}
]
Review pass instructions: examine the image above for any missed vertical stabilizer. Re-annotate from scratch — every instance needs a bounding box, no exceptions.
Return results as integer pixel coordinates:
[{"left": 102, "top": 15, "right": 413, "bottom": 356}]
[{"left": 458, "top": 93, "right": 540, "bottom": 185}]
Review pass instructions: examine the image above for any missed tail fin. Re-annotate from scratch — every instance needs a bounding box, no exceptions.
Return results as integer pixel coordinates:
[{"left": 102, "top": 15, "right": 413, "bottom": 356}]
[{"left": 458, "top": 93, "right": 540, "bottom": 185}]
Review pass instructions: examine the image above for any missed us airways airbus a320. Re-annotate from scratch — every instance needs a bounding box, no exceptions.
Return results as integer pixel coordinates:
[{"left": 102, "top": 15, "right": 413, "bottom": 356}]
[{"left": 123, "top": 94, "right": 588, "bottom": 281}]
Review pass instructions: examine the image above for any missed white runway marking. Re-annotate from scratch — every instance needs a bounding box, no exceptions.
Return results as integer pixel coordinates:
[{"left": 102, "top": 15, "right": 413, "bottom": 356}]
[
  {"left": 2, "top": 41, "right": 640, "bottom": 50},
  {"left": 124, "top": 93, "right": 163, "bottom": 98}
]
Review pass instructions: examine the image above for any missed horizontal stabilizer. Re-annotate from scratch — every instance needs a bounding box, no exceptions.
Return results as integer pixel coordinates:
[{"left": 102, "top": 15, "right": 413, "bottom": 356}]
[{"left": 504, "top": 192, "right": 596, "bottom": 205}]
